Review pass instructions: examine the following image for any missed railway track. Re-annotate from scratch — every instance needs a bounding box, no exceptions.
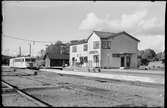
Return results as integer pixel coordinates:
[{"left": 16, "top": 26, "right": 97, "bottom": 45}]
[
  {"left": 2, "top": 71, "right": 122, "bottom": 104},
  {"left": 3, "top": 72, "right": 125, "bottom": 104},
  {"left": 2, "top": 80, "right": 53, "bottom": 107}
]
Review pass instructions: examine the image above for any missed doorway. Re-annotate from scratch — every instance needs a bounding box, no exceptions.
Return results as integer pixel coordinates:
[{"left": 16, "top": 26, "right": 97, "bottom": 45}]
[
  {"left": 120, "top": 56, "right": 124, "bottom": 67},
  {"left": 126, "top": 56, "right": 131, "bottom": 68},
  {"left": 93, "top": 55, "right": 99, "bottom": 67}
]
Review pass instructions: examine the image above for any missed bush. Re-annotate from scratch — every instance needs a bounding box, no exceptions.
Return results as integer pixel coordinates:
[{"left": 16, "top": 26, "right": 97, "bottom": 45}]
[{"left": 141, "top": 59, "right": 149, "bottom": 66}]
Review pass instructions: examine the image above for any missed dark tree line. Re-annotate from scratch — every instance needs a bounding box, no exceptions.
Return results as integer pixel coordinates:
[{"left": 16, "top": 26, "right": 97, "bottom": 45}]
[
  {"left": 138, "top": 49, "right": 165, "bottom": 66},
  {"left": 41, "top": 40, "right": 85, "bottom": 58},
  {"left": 2, "top": 55, "right": 13, "bottom": 65}
]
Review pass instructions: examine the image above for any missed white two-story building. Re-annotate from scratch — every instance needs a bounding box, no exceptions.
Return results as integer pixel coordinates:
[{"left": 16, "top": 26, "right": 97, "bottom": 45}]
[{"left": 70, "top": 31, "right": 140, "bottom": 69}]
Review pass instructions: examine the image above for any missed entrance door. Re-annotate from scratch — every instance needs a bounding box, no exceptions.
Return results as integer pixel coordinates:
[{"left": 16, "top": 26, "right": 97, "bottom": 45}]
[
  {"left": 93, "top": 55, "right": 99, "bottom": 67},
  {"left": 126, "top": 56, "right": 131, "bottom": 68},
  {"left": 121, "top": 56, "right": 124, "bottom": 67}
]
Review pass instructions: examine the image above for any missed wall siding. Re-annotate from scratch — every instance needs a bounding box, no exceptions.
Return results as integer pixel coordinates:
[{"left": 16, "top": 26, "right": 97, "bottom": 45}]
[
  {"left": 87, "top": 33, "right": 101, "bottom": 67},
  {"left": 101, "top": 34, "right": 138, "bottom": 68},
  {"left": 70, "top": 43, "right": 88, "bottom": 66}
]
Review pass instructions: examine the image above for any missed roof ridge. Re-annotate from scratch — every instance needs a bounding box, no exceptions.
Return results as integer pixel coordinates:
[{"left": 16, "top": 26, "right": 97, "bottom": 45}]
[{"left": 94, "top": 30, "right": 116, "bottom": 33}]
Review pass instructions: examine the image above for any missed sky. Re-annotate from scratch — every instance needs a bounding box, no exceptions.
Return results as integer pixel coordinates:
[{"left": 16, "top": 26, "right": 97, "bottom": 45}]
[{"left": 2, "top": 1, "right": 165, "bottom": 56}]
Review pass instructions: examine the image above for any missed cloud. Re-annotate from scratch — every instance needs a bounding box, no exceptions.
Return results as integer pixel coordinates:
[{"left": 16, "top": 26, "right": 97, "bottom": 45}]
[
  {"left": 136, "top": 35, "right": 165, "bottom": 53},
  {"left": 79, "top": 12, "right": 104, "bottom": 30},
  {"left": 120, "top": 11, "right": 147, "bottom": 29},
  {"left": 79, "top": 11, "right": 164, "bottom": 36},
  {"left": 79, "top": 11, "right": 165, "bottom": 52}
]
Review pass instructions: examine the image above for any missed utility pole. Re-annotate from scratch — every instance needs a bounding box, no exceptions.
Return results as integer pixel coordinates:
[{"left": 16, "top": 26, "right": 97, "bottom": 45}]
[
  {"left": 19, "top": 46, "right": 21, "bottom": 56},
  {"left": 29, "top": 43, "right": 31, "bottom": 57}
]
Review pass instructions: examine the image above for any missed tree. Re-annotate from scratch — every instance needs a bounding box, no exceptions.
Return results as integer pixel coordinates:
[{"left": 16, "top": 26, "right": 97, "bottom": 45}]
[
  {"left": 155, "top": 52, "right": 163, "bottom": 61},
  {"left": 2, "top": 55, "right": 12, "bottom": 65},
  {"left": 137, "top": 49, "right": 156, "bottom": 66},
  {"left": 55, "top": 40, "right": 63, "bottom": 45},
  {"left": 45, "top": 40, "right": 69, "bottom": 58},
  {"left": 161, "top": 50, "right": 165, "bottom": 64},
  {"left": 142, "top": 49, "right": 156, "bottom": 61}
]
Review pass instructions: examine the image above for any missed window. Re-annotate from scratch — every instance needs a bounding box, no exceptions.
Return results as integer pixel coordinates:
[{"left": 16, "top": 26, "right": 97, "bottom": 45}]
[
  {"left": 72, "top": 57, "right": 75, "bottom": 62},
  {"left": 112, "top": 54, "right": 120, "bottom": 57},
  {"left": 21, "top": 59, "right": 24, "bottom": 62},
  {"left": 84, "top": 56, "right": 88, "bottom": 63},
  {"left": 14, "top": 58, "right": 24, "bottom": 62},
  {"left": 25, "top": 58, "right": 35, "bottom": 62},
  {"left": 83, "top": 44, "right": 88, "bottom": 51},
  {"left": 25, "top": 58, "right": 31, "bottom": 62},
  {"left": 93, "top": 55, "right": 99, "bottom": 63},
  {"left": 72, "top": 46, "right": 77, "bottom": 52},
  {"left": 102, "top": 41, "right": 111, "bottom": 49},
  {"left": 93, "top": 41, "right": 100, "bottom": 49},
  {"left": 14, "top": 59, "right": 19, "bottom": 62},
  {"left": 79, "top": 57, "right": 84, "bottom": 64}
]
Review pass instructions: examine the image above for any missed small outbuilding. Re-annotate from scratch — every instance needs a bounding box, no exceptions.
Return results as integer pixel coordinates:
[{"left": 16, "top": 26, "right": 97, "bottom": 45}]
[{"left": 44, "top": 52, "right": 69, "bottom": 68}]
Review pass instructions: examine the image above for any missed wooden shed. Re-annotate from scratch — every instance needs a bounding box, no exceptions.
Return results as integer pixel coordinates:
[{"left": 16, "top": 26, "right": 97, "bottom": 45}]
[{"left": 44, "top": 52, "right": 69, "bottom": 68}]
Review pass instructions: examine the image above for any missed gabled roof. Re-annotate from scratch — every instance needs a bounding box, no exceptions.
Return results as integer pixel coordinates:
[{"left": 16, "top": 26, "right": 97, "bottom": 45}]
[
  {"left": 94, "top": 31, "right": 116, "bottom": 39},
  {"left": 69, "top": 39, "right": 87, "bottom": 46},
  {"left": 110, "top": 31, "right": 140, "bottom": 42},
  {"left": 87, "top": 31, "right": 140, "bottom": 42}
]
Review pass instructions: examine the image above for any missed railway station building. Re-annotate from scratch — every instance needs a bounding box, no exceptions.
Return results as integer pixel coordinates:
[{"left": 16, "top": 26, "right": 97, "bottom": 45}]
[{"left": 69, "top": 31, "right": 140, "bottom": 69}]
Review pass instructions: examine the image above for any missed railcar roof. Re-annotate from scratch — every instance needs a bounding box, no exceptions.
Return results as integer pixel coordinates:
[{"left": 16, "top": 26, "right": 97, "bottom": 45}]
[{"left": 10, "top": 56, "right": 34, "bottom": 59}]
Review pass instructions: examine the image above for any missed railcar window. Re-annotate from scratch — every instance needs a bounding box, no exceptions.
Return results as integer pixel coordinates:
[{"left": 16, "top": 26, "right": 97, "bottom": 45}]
[
  {"left": 21, "top": 59, "right": 24, "bottom": 62},
  {"left": 25, "top": 58, "right": 31, "bottom": 62},
  {"left": 14, "top": 59, "right": 24, "bottom": 62},
  {"left": 15, "top": 59, "right": 20, "bottom": 62},
  {"left": 25, "top": 58, "right": 35, "bottom": 62}
]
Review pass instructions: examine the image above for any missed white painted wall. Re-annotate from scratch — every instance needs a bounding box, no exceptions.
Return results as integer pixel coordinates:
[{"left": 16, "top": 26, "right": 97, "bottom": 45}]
[
  {"left": 70, "top": 43, "right": 88, "bottom": 66},
  {"left": 87, "top": 33, "right": 101, "bottom": 67}
]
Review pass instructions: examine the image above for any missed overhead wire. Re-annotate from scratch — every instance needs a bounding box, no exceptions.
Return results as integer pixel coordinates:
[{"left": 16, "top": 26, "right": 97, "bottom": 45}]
[{"left": 2, "top": 34, "right": 57, "bottom": 44}]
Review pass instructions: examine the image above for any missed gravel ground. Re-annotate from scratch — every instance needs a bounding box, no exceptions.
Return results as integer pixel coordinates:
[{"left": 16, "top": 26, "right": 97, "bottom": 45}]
[
  {"left": 2, "top": 68, "right": 164, "bottom": 107},
  {"left": 2, "top": 92, "right": 39, "bottom": 106}
]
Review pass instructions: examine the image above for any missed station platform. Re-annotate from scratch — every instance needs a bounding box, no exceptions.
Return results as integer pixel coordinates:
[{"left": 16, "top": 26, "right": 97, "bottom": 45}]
[{"left": 40, "top": 69, "right": 164, "bottom": 85}]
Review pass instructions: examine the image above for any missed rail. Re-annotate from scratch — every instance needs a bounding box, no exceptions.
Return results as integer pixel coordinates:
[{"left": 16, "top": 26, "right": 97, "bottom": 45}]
[{"left": 2, "top": 80, "right": 53, "bottom": 107}]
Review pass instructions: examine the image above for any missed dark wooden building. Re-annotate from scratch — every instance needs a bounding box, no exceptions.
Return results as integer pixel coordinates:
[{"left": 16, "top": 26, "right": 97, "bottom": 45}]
[{"left": 44, "top": 52, "right": 69, "bottom": 67}]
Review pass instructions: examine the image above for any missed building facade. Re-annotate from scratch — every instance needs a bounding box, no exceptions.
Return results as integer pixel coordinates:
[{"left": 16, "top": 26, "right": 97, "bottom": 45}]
[{"left": 70, "top": 31, "right": 140, "bottom": 69}]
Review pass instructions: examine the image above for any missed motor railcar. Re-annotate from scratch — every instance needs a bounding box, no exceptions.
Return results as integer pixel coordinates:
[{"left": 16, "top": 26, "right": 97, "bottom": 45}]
[{"left": 9, "top": 57, "right": 36, "bottom": 69}]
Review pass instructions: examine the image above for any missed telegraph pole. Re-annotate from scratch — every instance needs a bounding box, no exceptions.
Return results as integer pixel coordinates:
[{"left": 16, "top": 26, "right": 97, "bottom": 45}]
[
  {"left": 19, "top": 46, "right": 21, "bottom": 56},
  {"left": 29, "top": 43, "right": 31, "bottom": 57}
]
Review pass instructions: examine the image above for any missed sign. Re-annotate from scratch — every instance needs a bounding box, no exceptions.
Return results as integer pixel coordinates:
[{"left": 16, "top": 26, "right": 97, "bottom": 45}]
[{"left": 89, "top": 51, "right": 98, "bottom": 54}]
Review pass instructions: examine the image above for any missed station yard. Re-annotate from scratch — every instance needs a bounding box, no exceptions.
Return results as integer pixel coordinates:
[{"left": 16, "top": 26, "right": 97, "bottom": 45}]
[{"left": 2, "top": 67, "right": 164, "bottom": 107}]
